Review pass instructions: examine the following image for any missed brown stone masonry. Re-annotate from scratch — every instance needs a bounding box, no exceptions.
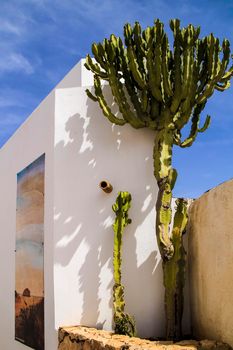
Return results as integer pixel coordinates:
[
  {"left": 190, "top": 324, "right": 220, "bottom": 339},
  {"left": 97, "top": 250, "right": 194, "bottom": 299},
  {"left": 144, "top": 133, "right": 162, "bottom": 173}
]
[{"left": 58, "top": 326, "right": 232, "bottom": 350}]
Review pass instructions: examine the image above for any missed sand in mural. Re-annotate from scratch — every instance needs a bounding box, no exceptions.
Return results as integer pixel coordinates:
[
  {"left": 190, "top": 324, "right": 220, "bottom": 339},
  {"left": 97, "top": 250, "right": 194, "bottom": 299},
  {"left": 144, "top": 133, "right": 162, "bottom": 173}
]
[{"left": 15, "top": 154, "right": 45, "bottom": 350}]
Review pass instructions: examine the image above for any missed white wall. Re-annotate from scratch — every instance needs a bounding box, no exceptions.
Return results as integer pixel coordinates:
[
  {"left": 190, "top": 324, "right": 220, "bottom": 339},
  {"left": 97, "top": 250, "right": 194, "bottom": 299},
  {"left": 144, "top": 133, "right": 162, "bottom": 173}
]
[
  {"left": 0, "top": 92, "right": 56, "bottom": 350},
  {"left": 0, "top": 59, "right": 191, "bottom": 350},
  {"left": 53, "top": 66, "right": 190, "bottom": 339},
  {"left": 53, "top": 84, "right": 165, "bottom": 338}
]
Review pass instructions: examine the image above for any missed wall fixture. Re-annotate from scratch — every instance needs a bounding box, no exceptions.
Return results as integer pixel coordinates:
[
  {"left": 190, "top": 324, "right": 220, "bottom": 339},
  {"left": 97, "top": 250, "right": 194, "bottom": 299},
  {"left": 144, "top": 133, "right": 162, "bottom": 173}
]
[{"left": 99, "top": 180, "right": 113, "bottom": 193}]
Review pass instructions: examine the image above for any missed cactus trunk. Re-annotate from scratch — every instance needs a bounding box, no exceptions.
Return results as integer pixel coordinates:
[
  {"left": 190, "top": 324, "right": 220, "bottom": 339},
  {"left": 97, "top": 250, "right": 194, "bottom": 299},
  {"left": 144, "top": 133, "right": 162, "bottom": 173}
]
[
  {"left": 162, "top": 198, "right": 188, "bottom": 340},
  {"left": 154, "top": 132, "right": 188, "bottom": 340},
  {"left": 112, "top": 192, "right": 136, "bottom": 337},
  {"left": 153, "top": 130, "right": 174, "bottom": 261},
  {"left": 163, "top": 232, "right": 186, "bottom": 340}
]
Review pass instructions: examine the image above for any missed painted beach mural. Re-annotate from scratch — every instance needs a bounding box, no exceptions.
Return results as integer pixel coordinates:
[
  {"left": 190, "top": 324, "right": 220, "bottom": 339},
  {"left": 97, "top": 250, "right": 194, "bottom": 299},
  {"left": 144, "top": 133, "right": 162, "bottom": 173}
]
[{"left": 15, "top": 154, "right": 45, "bottom": 350}]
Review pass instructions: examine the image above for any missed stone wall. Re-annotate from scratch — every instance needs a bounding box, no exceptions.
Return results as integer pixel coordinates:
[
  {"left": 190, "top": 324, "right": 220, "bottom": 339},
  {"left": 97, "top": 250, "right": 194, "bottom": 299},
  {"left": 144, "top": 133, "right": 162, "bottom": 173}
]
[
  {"left": 58, "top": 326, "right": 231, "bottom": 350},
  {"left": 188, "top": 179, "right": 233, "bottom": 347}
]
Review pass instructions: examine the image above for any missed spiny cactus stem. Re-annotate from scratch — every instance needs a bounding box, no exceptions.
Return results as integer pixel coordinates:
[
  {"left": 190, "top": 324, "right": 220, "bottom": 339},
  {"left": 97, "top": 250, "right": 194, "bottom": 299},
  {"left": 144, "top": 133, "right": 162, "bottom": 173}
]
[
  {"left": 163, "top": 198, "right": 188, "bottom": 340},
  {"left": 113, "top": 212, "right": 123, "bottom": 285},
  {"left": 112, "top": 192, "right": 136, "bottom": 337},
  {"left": 153, "top": 130, "right": 175, "bottom": 260},
  {"left": 155, "top": 182, "right": 174, "bottom": 260},
  {"left": 153, "top": 129, "right": 188, "bottom": 339}
]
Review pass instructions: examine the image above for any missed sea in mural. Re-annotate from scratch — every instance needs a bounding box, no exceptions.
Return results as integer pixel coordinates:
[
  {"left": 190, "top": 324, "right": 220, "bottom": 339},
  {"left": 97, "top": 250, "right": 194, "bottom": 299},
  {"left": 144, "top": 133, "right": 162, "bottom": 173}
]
[{"left": 15, "top": 154, "right": 45, "bottom": 350}]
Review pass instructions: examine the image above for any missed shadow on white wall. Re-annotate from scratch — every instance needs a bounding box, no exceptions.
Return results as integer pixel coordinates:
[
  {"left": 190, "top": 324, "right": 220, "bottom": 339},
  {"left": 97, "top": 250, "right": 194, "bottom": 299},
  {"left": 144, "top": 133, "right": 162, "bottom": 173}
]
[{"left": 53, "top": 84, "right": 165, "bottom": 338}]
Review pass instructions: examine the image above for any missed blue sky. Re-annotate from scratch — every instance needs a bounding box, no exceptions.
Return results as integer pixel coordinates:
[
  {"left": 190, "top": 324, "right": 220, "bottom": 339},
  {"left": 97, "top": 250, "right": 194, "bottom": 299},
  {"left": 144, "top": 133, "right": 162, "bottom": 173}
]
[{"left": 1, "top": 0, "right": 233, "bottom": 198}]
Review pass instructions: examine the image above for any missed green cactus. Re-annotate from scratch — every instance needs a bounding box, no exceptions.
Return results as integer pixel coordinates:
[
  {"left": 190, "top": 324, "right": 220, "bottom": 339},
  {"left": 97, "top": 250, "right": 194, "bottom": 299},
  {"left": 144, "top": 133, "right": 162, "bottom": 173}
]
[
  {"left": 163, "top": 198, "right": 188, "bottom": 340},
  {"left": 85, "top": 19, "right": 233, "bottom": 340},
  {"left": 112, "top": 191, "right": 136, "bottom": 337}
]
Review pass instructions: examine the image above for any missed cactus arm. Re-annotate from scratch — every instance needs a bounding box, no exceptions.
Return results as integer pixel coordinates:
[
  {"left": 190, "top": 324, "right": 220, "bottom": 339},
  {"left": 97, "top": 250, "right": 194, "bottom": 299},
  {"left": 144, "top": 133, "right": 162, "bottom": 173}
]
[
  {"left": 195, "top": 36, "right": 219, "bottom": 98},
  {"left": 197, "top": 66, "right": 209, "bottom": 95},
  {"left": 220, "top": 64, "right": 233, "bottom": 82},
  {"left": 207, "top": 34, "right": 216, "bottom": 79},
  {"left": 197, "top": 39, "right": 231, "bottom": 104},
  {"left": 132, "top": 22, "right": 147, "bottom": 76},
  {"left": 178, "top": 27, "right": 199, "bottom": 127},
  {"left": 197, "top": 35, "right": 217, "bottom": 103},
  {"left": 170, "top": 19, "right": 182, "bottom": 114},
  {"left": 181, "top": 26, "right": 193, "bottom": 99},
  {"left": 217, "top": 39, "right": 231, "bottom": 76},
  {"left": 178, "top": 111, "right": 211, "bottom": 148},
  {"left": 85, "top": 88, "right": 98, "bottom": 102},
  {"left": 178, "top": 113, "right": 200, "bottom": 148},
  {"left": 198, "top": 114, "right": 211, "bottom": 132},
  {"left": 118, "top": 32, "right": 159, "bottom": 128},
  {"left": 118, "top": 40, "right": 152, "bottom": 126},
  {"left": 112, "top": 192, "right": 132, "bottom": 281},
  {"left": 196, "top": 39, "right": 209, "bottom": 94},
  {"left": 85, "top": 54, "right": 109, "bottom": 80},
  {"left": 124, "top": 24, "right": 146, "bottom": 89},
  {"left": 196, "top": 79, "right": 215, "bottom": 105},
  {"left": 107, "top": 64, "right": 145, "bottom": 128},
  {"left": 161, "top": 36, "right": 173, "bottom": 98},
  {"left": 153, "top": 20, "right": 164, "bottom": 100},
  {"left": 93, "top": 75, "right": 127, "bottom": 126},
  {"left": 118, "top": 40, "right": 146, "bottom": 118},
  {"left": 125, "top": 78, "right": 151, "bottom": 125},
  {"left": 147, "top": 47, "right": 163, "bottom": 102},
  {"left": 102, "top": 35, "right": 147, "bottom": 128},
  {"left": 92, "top": 43, "right": 108, "bottom": 70},
  {"left": 215, "top": 80, "right": 231, "bottom": 91},
  {"left": 147, "top": 29, "right": 163, "bottom": 102},
  {"left": 173, "top": 129, "right": 181, "bottom": 146},
  {"left": 112, "top": 192, "right": 136, "bottom": 337}
]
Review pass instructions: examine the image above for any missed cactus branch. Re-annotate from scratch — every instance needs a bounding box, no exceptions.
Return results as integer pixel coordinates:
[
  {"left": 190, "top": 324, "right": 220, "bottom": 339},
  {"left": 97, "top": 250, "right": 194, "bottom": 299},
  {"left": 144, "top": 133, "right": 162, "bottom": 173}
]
[
  {"left": 112, "top": 192, "right": 136, "bottom": 337},
  {"left": 93, "top": 75, "right": 126, "bottom": 126}
]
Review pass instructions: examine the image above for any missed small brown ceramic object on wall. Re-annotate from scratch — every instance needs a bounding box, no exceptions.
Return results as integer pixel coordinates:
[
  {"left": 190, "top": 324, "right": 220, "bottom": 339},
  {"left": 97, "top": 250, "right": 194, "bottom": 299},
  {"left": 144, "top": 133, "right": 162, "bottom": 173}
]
[{"left": 99, "top": 180, "right": 113, "bottom": 193}]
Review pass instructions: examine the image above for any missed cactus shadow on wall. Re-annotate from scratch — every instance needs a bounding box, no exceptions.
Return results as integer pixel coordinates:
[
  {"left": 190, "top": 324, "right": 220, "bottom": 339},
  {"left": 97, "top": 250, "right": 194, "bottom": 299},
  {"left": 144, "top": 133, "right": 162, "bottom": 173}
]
[{"left": 53, "top": 85, "right": 164, "bottom": 338}]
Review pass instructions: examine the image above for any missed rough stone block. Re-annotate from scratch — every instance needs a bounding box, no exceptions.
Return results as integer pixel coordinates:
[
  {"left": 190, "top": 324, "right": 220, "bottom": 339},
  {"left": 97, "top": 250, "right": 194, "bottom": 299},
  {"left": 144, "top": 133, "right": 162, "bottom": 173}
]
[{"left": 58, "top": 326, "right": 232, "bottom": 350}]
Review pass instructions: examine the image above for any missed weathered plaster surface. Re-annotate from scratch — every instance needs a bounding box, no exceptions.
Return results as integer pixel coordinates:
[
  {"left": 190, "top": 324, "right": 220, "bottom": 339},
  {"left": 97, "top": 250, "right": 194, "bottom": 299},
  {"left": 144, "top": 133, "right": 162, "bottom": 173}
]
[{"left": 189, "top": 179, "right": 233, "bottom": 347}]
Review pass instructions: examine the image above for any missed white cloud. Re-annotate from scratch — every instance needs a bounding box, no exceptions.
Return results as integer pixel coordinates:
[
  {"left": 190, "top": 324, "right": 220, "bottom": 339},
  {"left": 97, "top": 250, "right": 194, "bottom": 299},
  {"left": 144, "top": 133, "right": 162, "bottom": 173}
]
[
  {"left": 0, "top": 20, "right": 22, "bottom": 36},
  {"left": 0, "top": 53, "right": 34, "bottom": 74},
  {"left": 0, "top": 2, "right": 37, "bottom": 75}
]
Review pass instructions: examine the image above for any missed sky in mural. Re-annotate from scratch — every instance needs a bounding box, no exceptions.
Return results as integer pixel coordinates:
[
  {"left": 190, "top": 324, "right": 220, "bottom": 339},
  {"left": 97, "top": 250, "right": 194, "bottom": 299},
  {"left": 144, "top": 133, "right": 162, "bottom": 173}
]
[
  {"left": 0, "top": 0, "right": 233, "bottom": 198},
  {"left": 16, "top": 154, "right": 45, "bottom": 297}
]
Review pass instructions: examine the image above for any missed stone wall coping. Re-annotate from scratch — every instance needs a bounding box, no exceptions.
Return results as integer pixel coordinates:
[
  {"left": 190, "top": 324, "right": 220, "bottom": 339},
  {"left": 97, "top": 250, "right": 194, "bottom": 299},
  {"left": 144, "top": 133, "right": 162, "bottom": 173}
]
[{"left": 58, "top": 326, "right": 232, "bottom": 350}]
